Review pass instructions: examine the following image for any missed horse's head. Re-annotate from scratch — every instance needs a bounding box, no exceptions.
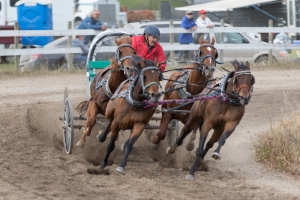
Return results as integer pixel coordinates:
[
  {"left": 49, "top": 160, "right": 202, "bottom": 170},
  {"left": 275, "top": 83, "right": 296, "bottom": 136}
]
[
  {"left": 230, "top": 60, "right": 255, "bottom": 105},
  {"left": 114, "top": 36, "right": 136, "bottom": 77},
  {"left": 197, "top": 36, "right": 218, "bottom": 78},
  {"left": 139, "top": 62, "right": 162, "bottom": 103}
]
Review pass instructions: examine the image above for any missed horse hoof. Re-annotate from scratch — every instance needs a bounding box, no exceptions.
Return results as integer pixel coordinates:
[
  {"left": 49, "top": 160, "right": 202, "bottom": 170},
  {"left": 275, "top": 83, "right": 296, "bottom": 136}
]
[
  {"left": 185, "top": 174, "right": 195, "bottom": 180},
  {"left": 150, "top": 142, "right": 160, "bottom": 150},
  {"left": 186, "top": 142, "right": 195, "bottom": 151},
  {"left": 166, "top": 146, "right": 175, "bottom": 154},
  {"left": 96, "top": 134, "right": 105, "bottom": 143},
  {"left": 116, "top": 167, "right": 126, "bottom": 175},
  {"left": 212, "top": 152, "right": 221, "bottom": 160},
  {"left": 121, "top": 143, "right": 125, "bottom": 153},
  {"left": 75, "top": 141, "right": 84, "bottom": 148}
]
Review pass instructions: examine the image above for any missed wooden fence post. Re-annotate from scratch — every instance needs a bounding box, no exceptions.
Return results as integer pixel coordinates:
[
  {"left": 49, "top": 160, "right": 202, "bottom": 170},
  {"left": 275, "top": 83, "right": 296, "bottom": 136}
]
[
  {"left": 268, "top": 20, "right": 273, "bottom": 65},
  {"left": 14, "top": 22, "right": 19, "bottom": 71},
  {"left": 169, "top": 20, "right": 174, "bottom": 66},
  {"left": 67, "top": 21, "right": 73, "bottom": 70},
  {"left": 220, "top": 19, "right": 224, "bottom": 62}
]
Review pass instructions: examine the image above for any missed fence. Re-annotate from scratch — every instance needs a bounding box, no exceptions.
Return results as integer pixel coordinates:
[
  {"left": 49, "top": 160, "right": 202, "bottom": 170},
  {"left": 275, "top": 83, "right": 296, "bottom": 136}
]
[{"left": 1, "top": 21, "right": 300, "bottom": 68}]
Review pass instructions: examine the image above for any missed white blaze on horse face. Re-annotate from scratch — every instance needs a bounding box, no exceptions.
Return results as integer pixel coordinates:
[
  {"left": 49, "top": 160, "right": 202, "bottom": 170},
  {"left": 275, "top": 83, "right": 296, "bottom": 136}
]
[{"left": 206, "top": 47, "right": 213, "bottom": 64}]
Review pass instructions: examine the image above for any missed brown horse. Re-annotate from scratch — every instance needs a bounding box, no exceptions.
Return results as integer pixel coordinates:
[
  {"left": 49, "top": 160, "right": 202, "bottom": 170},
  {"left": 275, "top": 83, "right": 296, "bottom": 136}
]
[
  {"left": 167, "top": 60, "right": 255, "bottom": 180},
  {"left": 96, "top": 59, "right": 162, "bottom": 174},
  {"left": 75, "top": 36, "right": 137, "bottom": 147},
  {"left": 150, "top": 37, "right": 219, "bottom": 149}
]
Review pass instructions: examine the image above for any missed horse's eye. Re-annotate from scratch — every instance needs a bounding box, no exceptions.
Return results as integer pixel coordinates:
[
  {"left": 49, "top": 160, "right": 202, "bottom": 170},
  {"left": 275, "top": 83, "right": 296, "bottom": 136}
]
[{"left": 144, "top": 75, "right": 146, "bottom": 80}]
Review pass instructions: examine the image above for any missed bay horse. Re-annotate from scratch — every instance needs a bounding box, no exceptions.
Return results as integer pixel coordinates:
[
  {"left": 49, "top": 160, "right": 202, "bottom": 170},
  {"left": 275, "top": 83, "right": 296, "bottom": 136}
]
[
  {"left": 150, "top": 36, "right": 220, "bottom": 149},
  {"left": 96, "top": 58, "right": 163, "bottom": 175},
  {"left": 167, "top": 60, "right": 255, "bottom": 180},
  {"left": 75, "top": 36, "right": 137, "bottom": 148}
]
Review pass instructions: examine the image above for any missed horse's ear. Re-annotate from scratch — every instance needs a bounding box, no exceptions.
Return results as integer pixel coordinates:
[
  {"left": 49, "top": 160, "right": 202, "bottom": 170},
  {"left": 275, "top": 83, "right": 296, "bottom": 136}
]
[
  {"left": 139, "top": 57, "right": 145, "bottom": 68},
  {"left": 199, "top": 36, "right": 203, "bottom": 45},
  {"left": 110, "top": 57, "right": 115, "bottom": 64},
  {"left": 245, "top": 61, "right": 250, "bottom": 70},
  {"left": 153, "top": 57, "right": 158, "bottom": 67},
  {"left": 230, "top": 60, "right": 239, "bottom": 71},
  {"left": 211, "top": 37, "right": 215, "bottom": 45},
  {"left": 125, "top": 36, "right": 132, "bottom": 44},
  {"left": 115, "top": 38, "right": 121, "bottom": 46}
]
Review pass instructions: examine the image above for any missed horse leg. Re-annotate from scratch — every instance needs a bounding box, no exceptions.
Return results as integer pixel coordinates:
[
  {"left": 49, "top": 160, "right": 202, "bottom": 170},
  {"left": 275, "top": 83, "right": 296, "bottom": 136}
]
[
  {"left": 201, "top": 130, "right": 222, "bottom": 160},
  {"left": 167, "top": 115, "right": 201, "bottom": 154},
  {"left": 186, "top": 122, "right": 203, "bottom": 151},
  {"left": 166, "top": 125, "right": 192, "bottom": 154},
  {"left": 186, "top": 123, "right": 211, "bottom": 180},
  {"left": 116, "top": 123, "right": 145, "bottom": 175},
  {"left": 150, "top": 112, "right": 172, "bottom": 150},
  {"left": 96, "top": 120, "right": 112, "bottom": 143},
  {"left": 121, "top": 139, "right": 129, "bottom": 153},
  {"left": 100, "top": 122, "right": 119, "bottom": 170},
  {"left": 212, "top": 124, "right": 236, "bottom": 160},
  {"left": 76, "top": 100, "right": 99, "bottom": 147}
]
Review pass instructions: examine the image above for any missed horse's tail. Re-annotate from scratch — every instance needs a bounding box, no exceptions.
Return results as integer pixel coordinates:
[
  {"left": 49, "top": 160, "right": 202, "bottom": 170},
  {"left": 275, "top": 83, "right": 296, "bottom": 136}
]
[{"left": 74, "top": 99, "right": 90, "bottom": 114}]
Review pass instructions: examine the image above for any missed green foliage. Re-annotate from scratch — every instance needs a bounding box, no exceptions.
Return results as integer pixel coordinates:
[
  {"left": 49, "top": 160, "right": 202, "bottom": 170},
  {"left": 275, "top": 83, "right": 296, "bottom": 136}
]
[{"left": 119, "top": 0, "right": 188, "bottom": 10}]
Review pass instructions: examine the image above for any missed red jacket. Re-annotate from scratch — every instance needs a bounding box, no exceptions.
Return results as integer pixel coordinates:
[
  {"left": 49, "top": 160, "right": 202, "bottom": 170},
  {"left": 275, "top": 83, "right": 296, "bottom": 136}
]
[{"left": 131, "top": 35, "right": 166, "bottom": 72}]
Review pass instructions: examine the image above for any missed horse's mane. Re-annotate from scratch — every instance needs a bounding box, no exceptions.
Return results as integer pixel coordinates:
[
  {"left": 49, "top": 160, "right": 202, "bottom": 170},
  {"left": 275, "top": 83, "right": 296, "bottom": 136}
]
[{"left": 130, "top": 55, "right": 155, "bottom": 74}]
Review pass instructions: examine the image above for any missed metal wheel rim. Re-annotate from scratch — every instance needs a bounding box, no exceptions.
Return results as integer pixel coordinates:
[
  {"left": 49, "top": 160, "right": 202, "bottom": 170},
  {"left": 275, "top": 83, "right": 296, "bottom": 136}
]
[{"left": 63, "top": 98, "right": 74, "bottom": 154}]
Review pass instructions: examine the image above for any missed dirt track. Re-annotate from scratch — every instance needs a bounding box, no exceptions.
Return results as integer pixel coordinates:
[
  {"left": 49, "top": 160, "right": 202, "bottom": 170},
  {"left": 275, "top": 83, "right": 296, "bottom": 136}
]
[{"left": 0, "top": 68, "right": 300, "bottom": 200}]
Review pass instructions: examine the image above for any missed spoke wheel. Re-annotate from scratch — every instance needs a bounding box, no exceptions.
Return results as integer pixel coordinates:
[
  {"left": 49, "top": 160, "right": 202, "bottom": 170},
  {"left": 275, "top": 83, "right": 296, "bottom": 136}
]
[
  {"left": 64, "top": 87, "right": 68, "bottom": 102},
  {"left": 63, "top": 98, "right": 74, "bottom": 154}
]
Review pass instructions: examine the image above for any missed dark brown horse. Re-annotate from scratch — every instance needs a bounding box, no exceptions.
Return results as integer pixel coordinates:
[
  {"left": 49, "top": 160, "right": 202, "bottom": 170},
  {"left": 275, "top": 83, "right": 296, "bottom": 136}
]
[
  {"left": 96, "top": 59, "right": 162, "bottom": 174},
  {"left": 75, "top": 36, "right": 137, "bottom": 147},
  {"left": 150, "top": 37, "right": 219, "bottom": 149},
  {"left": 167, "top": 60, "right": 255, "bottom": 180}
]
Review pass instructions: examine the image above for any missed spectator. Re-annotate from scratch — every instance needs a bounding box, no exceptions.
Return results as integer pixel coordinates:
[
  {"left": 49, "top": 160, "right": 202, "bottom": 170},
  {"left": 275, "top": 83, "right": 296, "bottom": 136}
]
[
  {"left": 77, "top": 10, "right": 107, "bottom": 45},
  {"left": 65, "top": 35, "right": 89, "bottom": 69},
  {"left": 178, "top": 10, "right": 197, "bottom": 62},
  {"left": 196, "top": 9, "right": 214, "bottom": 40},
  {"left": 196, "top": 9, "right": 214, "bottom": 28},
  {"left": 131, "top": 25, "right": 167, "bottom": 72}
]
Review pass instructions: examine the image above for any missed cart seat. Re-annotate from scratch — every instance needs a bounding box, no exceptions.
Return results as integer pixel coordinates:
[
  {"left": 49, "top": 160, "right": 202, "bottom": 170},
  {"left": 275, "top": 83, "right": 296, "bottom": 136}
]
[{"left": 88, "top": 60, "right": 111, "bottom": 81}]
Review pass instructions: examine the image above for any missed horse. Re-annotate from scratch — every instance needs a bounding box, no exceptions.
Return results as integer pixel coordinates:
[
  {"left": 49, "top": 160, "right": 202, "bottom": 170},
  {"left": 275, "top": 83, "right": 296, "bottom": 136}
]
[
  {"left": 150, "top": 36, "right": 219, "bottom": 149},
  {"left": 75, "top": 36, "right": 137, "bottom": 148},
  {"left": 96, "top": 58, "right": 163, "bottom": 175},
  {"left": 167, "top": 60, "right": 255, "bottom": 180}
]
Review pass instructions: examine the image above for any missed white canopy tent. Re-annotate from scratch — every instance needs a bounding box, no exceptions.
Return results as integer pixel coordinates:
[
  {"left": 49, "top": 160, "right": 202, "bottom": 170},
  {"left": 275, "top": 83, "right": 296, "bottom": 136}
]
[{"left": 174, "top": 0, "right": 279, "bottom": 12}]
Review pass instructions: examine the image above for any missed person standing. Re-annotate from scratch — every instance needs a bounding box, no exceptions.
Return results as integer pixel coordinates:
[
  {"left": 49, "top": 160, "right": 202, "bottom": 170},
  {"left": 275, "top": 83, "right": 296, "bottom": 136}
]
[
  {"left": 131, "top": 25, "right": 167, "bottom": 72},
  {"left": 196, "top": 9, "right": 214, "bottom": 40},
  {"left": 178, "top": 10, "right": 197, "bottom": 62},
  {"left": 196, "top": 9, "right": 214, "bottom": 29},
  {"left": 77, "top": 10, "right": 107, "bottom": 45}
]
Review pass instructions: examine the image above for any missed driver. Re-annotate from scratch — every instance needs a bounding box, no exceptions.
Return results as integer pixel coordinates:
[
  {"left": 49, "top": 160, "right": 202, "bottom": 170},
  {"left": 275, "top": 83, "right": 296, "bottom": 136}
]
[{"left": 131, "top": 25, "right": 167, "bottom": 72}]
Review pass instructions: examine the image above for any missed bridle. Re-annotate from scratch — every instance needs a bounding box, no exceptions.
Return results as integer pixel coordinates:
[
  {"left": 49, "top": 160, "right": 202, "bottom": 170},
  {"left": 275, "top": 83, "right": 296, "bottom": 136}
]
[
  {"left": 139, "top": 67, "right": 163, "bottom": 97},
  {"left": 115, "top": 44, "right": 136, "bottom": 71},
  {"left": 231, "top": 70, "right": 255, "bottom": 99},
  {"left": 196, "top": 44, "right": 223, "bottom": 67}
]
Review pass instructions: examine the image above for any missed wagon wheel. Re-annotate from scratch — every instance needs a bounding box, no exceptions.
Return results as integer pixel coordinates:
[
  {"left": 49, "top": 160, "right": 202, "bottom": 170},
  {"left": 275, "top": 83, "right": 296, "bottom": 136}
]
[
  {"left": 64, "top": 87, "right": 68, "bottom": 102},
  {"left": 62, "top": 97, "right": 74, "bottom": 154}
]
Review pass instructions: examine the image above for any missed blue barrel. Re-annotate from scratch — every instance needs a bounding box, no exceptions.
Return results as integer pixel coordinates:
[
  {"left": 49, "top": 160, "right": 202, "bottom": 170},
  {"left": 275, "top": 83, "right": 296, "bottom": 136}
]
[{"left": 16, "top": 0, "right": 53, "bottom": 46}]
